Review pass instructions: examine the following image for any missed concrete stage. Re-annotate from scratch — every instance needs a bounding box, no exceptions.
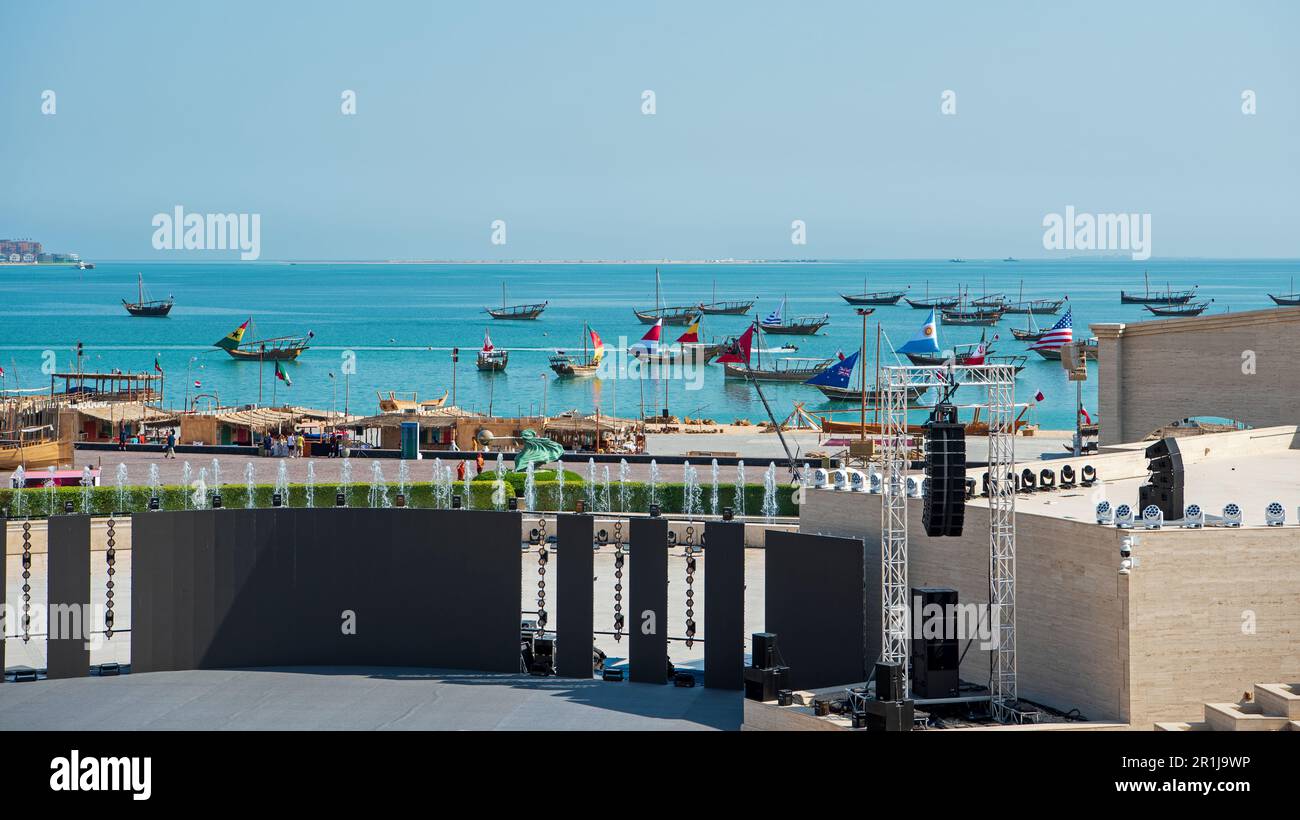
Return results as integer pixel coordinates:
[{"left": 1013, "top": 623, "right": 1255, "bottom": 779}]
[{"left": 0, "top": 666, "right": 741, "bottom": 731}]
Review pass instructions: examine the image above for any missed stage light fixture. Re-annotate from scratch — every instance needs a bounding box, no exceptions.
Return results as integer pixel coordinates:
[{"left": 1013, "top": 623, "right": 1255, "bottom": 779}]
[
  {"left": 1114, "top": 504, "right": 1134, "bottom": 528},
  {"left": 868, "top": 471, "right": 882, "bottom": 494},
  {"left": 452, "top": 494, "right": 462, "bottom": 509},
  {"left": 674, "top": 672, "right": 696, "bottom": 688},
  {"left": 335, "top": 492, "right": 346, "bottom": 507},
  {"left": 63, "top": 501, "right": 74, "bottom": 514},
  {"left": 596, "top": 528, "right": 608, "bottom": 544},
  {"left": 981, "top": 472, "right": 991, "bottom": 496},
  {"left": 575, "top": 498, "right": 585, "bottom": 514},
  {"left": 1095, "top": 500, "right": 1112, "bottom": 524},
  {"left": 905, "top": 476, "right": 921, "bottom": 498},
  {"left": 1020, "top": 469, "right": 1037, "bottom": 492},
  {"left": 395, "top": 493, "right": 406, "bottom": 508},
  {"left": 919, "top": 477, "right": 930, "bottom": 498},
  {"left": 507, "top": 496, "right": 517, "bottom": 511},
  {"left": 1081, "top": 464, "right": 1097, "bottom": 486},
  {"left": 529, "top": 528, "right": 541, "bottom": 545},
  {"left": 1182, "top": 504, "right": 1204, "bottom": 528},
  {"left": 722, "top": 506, "right": 734, "bottom": 521},
  {"left": 211, "top": 494, "right": 222, "bottom": 509},
  {"left": 1141, "top": 504, "right": 1163, "bottom": 529},
  {"left": 602, "top": 668, "right": 625, "bottom": 682},
  {"left": 1265, "top": 501, "right": 1285, "bottom": 527},
  {"left": 831, "top": 469, "right": 848, "bottom": 490},
  {"left": 964, "top": 477, "right": 977, "bottom": 499},
  {"left": 649, "top": 503, "right": 661, "bottom": 518},
  {"left": 1038, "top": 469, "right": 1056, "bottom": 490},
  {"left": 148, "top": 496, "right": 160, "bottom": 511},
  {"left": 272, "top": 493, "right": 283, "bottom": 508},
  {"left": 812, "top": 468, "right": 829, "bottom": 488},
  {"left": 1221, "top": 503, "right": 1242, "bottom": 527},
  {"left": 1059, "top": 465, "right": 1076, "bottom": 486},
  {"left": 849, "top": 470, "right": 866, "bottom": 492},
  {"left": 667, "top": 531, "right": 677, "bottom": 546}
]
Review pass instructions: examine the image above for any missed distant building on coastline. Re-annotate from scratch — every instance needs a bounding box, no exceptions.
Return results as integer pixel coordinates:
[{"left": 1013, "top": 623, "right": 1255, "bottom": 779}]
[{"left": 1, "top": 238, "right": 80, "bottom": 263}]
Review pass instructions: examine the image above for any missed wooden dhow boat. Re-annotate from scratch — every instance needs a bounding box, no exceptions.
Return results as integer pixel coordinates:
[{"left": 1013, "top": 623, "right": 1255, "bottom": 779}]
[
  {"left": 1120, "top": 271, "right": 1197, "bottom": 304},
  {"left": 1003, "top": 297, "right": 1065, "bottom": 315},
  {"left": 377, "top": 390, "right": 448, "bottom": 412},
  {"left": 723, "top": 356, "right": 834, "bottom": 381},
  {"left": 122, "top": 272, "right": 174, "bottom": 317},
  {"left": 635, "top": 268, "right": 699, "bottom": 325},
  {"left": 1033, "top": 338, "right": 1098, "bottom": 361},
  {"left": 485, "top": 283, "right": 546, "bottom": 320},
  {"left": 758, "top": 297, "right": 830, "bottom": 335},
  {"left": 840, "top": 279, "right": 907, "bottom": 306},
  {"left": 696, "top": 282, "right": 755, "bottom": 315},
  {"left": 550, "top": 324, "right": 605, "bottom": 377},
  {"left": 940, "top": 306, "right": 1003, "bottom": 326},
  {"left": 1144, "top": 300, "right": 1213, "bottom": 317},
  {"left": 904, "top": 282, "right": 960, "bottom": 309},
  {"left": 214, "top": 319, "right": 312, "bottom": 361},
  {"left": 475, "top": 330, "right": 508, "bottom": 371},
  {"left": 1267, "top": 278, "right": 1300, "bottom": 306}
]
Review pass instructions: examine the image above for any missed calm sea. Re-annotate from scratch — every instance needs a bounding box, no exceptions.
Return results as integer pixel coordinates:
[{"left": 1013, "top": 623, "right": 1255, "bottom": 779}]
[{"left": 1, "top": 259, "right": 1295, "bottom": 431}]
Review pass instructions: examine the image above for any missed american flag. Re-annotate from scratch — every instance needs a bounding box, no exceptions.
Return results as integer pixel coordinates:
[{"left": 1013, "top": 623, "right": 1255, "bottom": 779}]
[{"left": 1030, "top": 309, "right": 1073, "bottom": 351}]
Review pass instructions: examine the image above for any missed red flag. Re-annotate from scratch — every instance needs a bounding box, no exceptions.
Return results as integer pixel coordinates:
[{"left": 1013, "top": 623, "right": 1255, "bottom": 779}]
[
  {"left": 715, "top": 325, "right": 755, "bottom": 364},
  {"left": 1034, "top": 390, "right": 1045, "bottom": 403},
  {"left": 1079, "top": 405, "right": 1093, "bottom": 425},
  {"left": 675, "top": 320, "right": 700, "bottom": 345}
]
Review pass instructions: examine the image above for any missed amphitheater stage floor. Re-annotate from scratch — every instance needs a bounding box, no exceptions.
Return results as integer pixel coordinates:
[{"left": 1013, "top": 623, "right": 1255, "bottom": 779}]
[{"left": 0, "top": 666, "right": 741, "bottom": 731}]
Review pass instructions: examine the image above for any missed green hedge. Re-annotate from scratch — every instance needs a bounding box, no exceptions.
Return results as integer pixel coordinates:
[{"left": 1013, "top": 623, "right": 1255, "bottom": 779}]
[{"left": 0, "top": 480, "right": 796, "bottom": 517}]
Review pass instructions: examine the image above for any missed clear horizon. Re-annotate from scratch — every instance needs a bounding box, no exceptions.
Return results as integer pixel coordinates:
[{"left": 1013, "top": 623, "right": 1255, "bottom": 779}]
[{"left": 2, "top": 1, "right": 1297, "bottom": 260}]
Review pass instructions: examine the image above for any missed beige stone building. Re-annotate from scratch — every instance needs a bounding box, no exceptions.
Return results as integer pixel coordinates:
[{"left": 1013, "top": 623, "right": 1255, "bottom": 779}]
[{"left": 1092, "top": 306, "right": 1300, "bottom": 445}]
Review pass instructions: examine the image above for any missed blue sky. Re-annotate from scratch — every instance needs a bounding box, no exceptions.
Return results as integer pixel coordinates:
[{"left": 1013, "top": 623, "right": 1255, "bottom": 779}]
[{"left": 2, "top": 0, "right": 1297, "bottom": 260}]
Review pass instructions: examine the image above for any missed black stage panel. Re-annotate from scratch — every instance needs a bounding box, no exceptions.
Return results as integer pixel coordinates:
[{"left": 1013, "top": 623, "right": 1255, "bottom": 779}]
[
  {"left": 46, "top": 515, "right": 91, "bottom": 679},
  {"left": 765, "top": 530, "right": 866, "bottom": 691},
  {"left": 555, "top": 513, "right": 594, "bottom": 679},
  {"left": 134, "top": 507, "right": 522, "bottom": 674},
  {"left": 703, "top": 521, "right": 745, "bottom": 689},
  {"left": 629, "top": 517, "right": 668, "bottom": 684}
]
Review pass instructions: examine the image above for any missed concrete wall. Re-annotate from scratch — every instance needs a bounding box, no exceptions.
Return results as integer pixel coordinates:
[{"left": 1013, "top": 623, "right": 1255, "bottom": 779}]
[
  {"left": 800, "top": 489, "right": 1128, "bottom": 722},
  {"left": 1124, "top": 526, "right": 1300, "bottom": 727},
  {"left": 1092, "top": 308, "right": 1300, "bottom": 445},
  {"left": 801, "top": 488, "right": 1300, "bottom": 727}
]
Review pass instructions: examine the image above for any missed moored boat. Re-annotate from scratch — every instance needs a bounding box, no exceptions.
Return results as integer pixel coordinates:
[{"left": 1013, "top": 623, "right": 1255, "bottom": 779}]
[
  {"left": 1033, "top": 338, "right": 1098, "bottom": 361},
  {"left": 1120, "top": 271, "right": 1197, "bottom": 304},
  {"left": 550, "top": 324, "right": 605, "bottom": 377},
  {"left": 1144, "top": 300, "right": 1213, "bottom": 317},
  {"left": 475, "top": 330, "right": 508, "bottom": 371},
  {"left": 696, "top": 282, "right": 755, "bottom": 314},
  {"left": 122, "top": 272, "right": 174, "bottom": 317},
  {"left": 214, "top": 319, "right": 312, "bottom": 361},
  {"left": 758, "top": 297, "right": 829, "bottom": 334},
  {"left": 377, "top": 390, "right": 448, "bottom": 412},
  {"left": 940, "top": 306, "right": 1003, "bottom": 326},
  {"left": 1003, "top": 297, "right": 1065, "bottom": 315},
  {"left": 486, "top": 283, "right": 546, "bottom": 319},
  {"left": 839, "top": 279, "right": 907, "bottom": 306},
  {"left": 723, "top": 357, "right": 833, "bottom": 381}
]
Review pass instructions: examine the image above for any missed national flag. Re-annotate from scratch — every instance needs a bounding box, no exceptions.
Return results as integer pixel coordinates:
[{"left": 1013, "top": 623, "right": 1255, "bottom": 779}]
[
  {"left": 154, "top": 356, "right": 163, "bottom": 373},
  {"left": 194, "top": 379, "right": 201, "bottom": 389},
  {"left": 589, "top": 327, "right": 606, "bottom": 365},
  {"left": 0, "top": 365, "right": 6, "bottom": 378},
  {"left": 1029, "top": 309, "right": 1074, "bottom": 351},
  {"left": 1034, "top": 389, "right": 1045, "bottom": 403},
  {"left": 761, "top": 299, "right": 784, "bottom": 326},
  {"left": 1079, "top": 405, "right": 1093, "bottom": 425},
  {"left": 676, "top": 320, "right": 700, "bottom": 345},
  {"left": 965, "top": 341, "right": 987, "bottom": 366},
  {"left": 715, "top": 325, "right": 756, "bottom": 365},
  {"left": 481, "top": 330, "right": 494, "bottom": 352},
  {"left": 805, "top": 350, "right": 860, "bottom": 388},
  {"left": 630, "top": 320, "right": 663, "bottom": 356},
  {"left": 275, "top": 360, "right": 293, "bottom": 387},
  {"left": 897, "top": 309, "right": 941, "bottom": 355},
  {"left": 214, "top": 319, "right": 250, "bottom": 351},
  {"left": 835, "top": 350, "right": 846, "bottom": 360}
]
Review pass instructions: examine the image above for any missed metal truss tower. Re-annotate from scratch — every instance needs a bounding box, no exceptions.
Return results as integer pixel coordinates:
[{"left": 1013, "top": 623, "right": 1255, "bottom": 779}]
[{"left": 878, "top": 364, "right": 1023, "bottom": 722}]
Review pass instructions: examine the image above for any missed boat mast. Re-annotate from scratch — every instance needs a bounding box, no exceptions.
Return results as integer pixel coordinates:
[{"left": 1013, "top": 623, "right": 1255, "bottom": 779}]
[{"left": 138, "top": 272, "right": 143, "bottom": 305}]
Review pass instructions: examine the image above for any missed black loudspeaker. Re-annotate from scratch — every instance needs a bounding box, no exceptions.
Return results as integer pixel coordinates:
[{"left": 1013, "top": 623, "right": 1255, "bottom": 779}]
[
  {"left": 1140, "top": 436, "right": 1184, "bottom": 520},
  {"left": 910, "top": 587, "right": 960, "bottom": 699},
  {"left": 875, "top": 661, "right": 904, "bottom": 702},
  {"left": 743, "top": 665, "right": 789, "bottom": 702},
  {"left": 923, "top": 406, "right": 966, "bottom": 537},
  {"left": 751, "top": 632, "right": 778, "bottom": 670},
  {"left": 864, "top": 698, "right": 915, "bottom": 731}
]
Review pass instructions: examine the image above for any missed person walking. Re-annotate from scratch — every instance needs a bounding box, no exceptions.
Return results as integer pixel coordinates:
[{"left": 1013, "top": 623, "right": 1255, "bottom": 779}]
[
  {"left": 475, "top": 452, "right": 485, "bottom": 477},
  {"left": 118, "top": 425, "right": 128, "bottom": 451},
  {"left": 165, "top": 429, "right": 176, "bottom": 459}
]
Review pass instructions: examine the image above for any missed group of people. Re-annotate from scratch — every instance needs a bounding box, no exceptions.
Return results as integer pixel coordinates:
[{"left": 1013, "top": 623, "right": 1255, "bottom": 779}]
[{"left": 263, "top": 431, "right": 307, "bottom": 458}]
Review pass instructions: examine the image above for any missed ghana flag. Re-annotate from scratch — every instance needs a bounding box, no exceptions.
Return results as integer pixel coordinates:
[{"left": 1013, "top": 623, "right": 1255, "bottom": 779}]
[{"left": 214, "top": 319, "right": 250, "bottom": 351}]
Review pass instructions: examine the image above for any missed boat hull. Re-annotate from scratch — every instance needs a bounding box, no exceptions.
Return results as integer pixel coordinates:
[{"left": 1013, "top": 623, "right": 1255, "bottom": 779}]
[
  {"left": 1010, "top": 328, "right": 1045, "bottom": 341},
  {"left": 486, "top": 303, "right": 547, "bottom": 320},
  {"left": 224, "top": 346, "right": 306, "bottom": 361},
  {"left": 904, "top": 297, "right": 960, "bottom": 309},
  {"left": 697, "top": 301, "right": 754, "bottom": 315},
  {"left": 759, "top": 320, "right": 828, "bottom": 335},
  {"left": 476, "top": 351, "right": 509, "bottom": 371},
  {"left": 1144, "top": 304, "right": 1209, "bottom": 317},
  {"left": 1120, "top": 291, "right": 1194, "bottom": 305},
  {"left": 0, "top": 438, "right": 71, "bottom": 471},
  {"left": 634, "top": 308, "right": 698, "bottom": 325},
  {"left": 840, "top": 292, "right": 905, "bottom": 306},
  {"left": 1002, "top": 300, "right": 1064, "bottom": 315},
  {"left": 1268, "top": 294, "right": 1300, "bottom": 306},
  {"left": 940, "top": 312, "right": 1003, "bottom": 326},
  {"left": 818, "top": 384, "right": 928, "bottom": 402},
  {"left": 723, "top": 362, "right": 831, "bottom": 381},
  {"left": 1034, "top": 345, "right": 1098, "bottom": 361},
  {"left": 123, "top": 300, "right": 173, "bottom": 317}
]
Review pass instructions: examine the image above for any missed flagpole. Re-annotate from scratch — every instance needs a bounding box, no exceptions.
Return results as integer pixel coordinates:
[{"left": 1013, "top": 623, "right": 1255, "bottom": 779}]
[{"left": 743, "top": 319, "right": 799, "bottom": 478}]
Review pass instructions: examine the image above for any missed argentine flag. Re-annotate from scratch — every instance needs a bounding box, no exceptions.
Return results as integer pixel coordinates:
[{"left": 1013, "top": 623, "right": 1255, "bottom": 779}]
[{"left": 897, "top": 309, "right": 940, "bottom": 354}]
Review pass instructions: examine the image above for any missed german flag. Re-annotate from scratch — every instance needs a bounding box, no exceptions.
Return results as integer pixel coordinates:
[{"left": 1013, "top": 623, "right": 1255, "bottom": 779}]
[{"left": 214, "top": 319, "right": 250, "bottom": 351}]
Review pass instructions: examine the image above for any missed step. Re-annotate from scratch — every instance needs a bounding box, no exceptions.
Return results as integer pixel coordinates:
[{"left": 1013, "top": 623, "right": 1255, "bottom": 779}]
[
  {"left": 1253, "top": 683, "right": 1300, "bottom": 719},
  {"left": 1204, "top": 702, "right": 1293, "bottom": 732},
  {"left": 1155, "top": 721, "right": 1208, "bottom": 731}
]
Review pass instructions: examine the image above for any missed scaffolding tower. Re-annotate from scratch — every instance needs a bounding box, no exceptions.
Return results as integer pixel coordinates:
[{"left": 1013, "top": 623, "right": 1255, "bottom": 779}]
[{"left": 879, "top": 364, "right": 1028, "bottom": 722}]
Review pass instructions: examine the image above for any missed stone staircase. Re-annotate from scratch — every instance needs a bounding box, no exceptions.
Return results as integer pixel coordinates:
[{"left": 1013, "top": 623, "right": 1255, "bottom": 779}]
[{"left": 1155, "top": 683, "right": 1300, "bottom": 731}]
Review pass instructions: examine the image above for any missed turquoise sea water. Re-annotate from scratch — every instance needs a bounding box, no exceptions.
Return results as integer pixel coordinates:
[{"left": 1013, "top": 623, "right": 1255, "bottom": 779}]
[{"left": 1, "top": 259, "right": 1295, "bottom": 430}]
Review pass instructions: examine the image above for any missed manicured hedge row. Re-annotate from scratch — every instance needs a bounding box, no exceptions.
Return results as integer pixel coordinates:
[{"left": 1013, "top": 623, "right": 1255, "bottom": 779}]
[{"left": 0, "top": 480, "right": 796, "bottom": 517}]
